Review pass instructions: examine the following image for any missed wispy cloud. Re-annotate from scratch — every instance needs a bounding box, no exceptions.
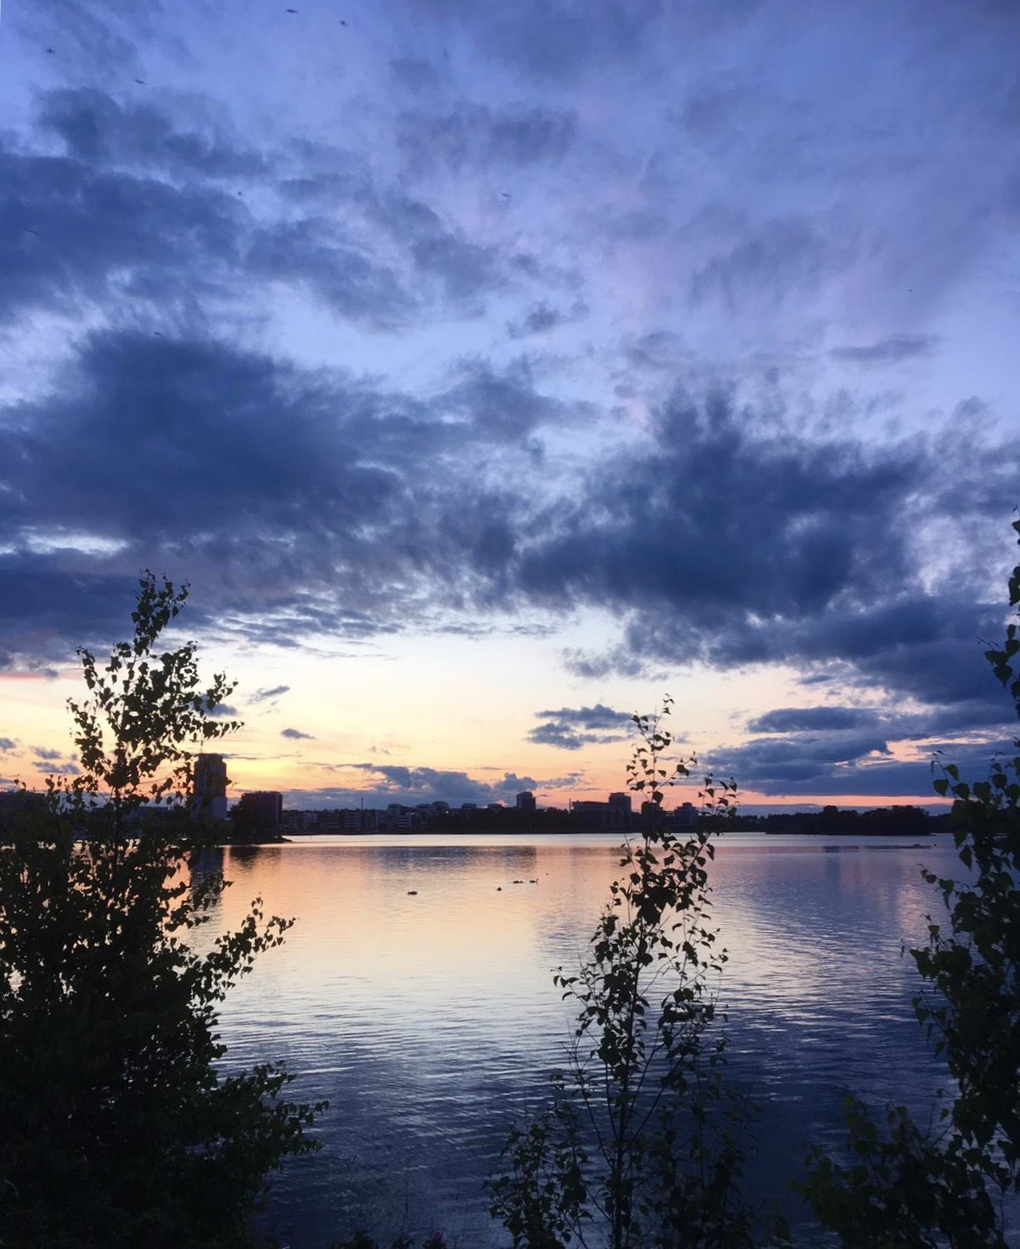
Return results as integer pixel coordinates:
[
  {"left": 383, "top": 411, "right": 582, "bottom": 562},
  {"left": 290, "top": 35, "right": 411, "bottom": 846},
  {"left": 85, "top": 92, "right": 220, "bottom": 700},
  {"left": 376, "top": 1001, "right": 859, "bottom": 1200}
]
[{"left": 250, "top": 685, "right": 290, "bottom": 703}]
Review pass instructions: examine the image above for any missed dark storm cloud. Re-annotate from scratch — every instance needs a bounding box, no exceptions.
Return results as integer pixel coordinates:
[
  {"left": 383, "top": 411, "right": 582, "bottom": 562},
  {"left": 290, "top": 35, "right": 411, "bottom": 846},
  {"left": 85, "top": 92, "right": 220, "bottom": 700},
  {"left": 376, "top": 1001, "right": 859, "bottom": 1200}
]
[
  {"left": 744, "top": 696, "right": 1018, "bottom": 742},
  {"left": 528, "top": 703, "right": 632, "bottom": 750},
  {"left": 4, "top": 325, "right": 1017, "bottom": 731},
  {"left": 747, "top": 707, "right": 881, "bottom": 733},
  {"left": 518, "top": 387, "right": 919, "bottom": 621},
  {"left": 715, "top": 684, "right": 1019, "bottom": 795},
  {"left": 528, "top": 724, "right": 586, "bottom": 750},
  {"left": 0, "top": 321, "right": 582, "bottom": 663},
  {"left": 515, "top": 387, "right": 1020, "bottom": 717},
  {"left": 537, "top": 703, "right": 632, "bottom": 730},
  {"left": 3, "top": 88, "right": 518, "bottom": 337},
  {"left": 283, "top": 766, "right": 578, "bottom": 810},
  {"left": 705, "top": 734, "right": 1017, "bottom": 799},
  {"left": 711, "top": 730, "right": 892, "bottom": 785},
  {"left": 901, "top": 697, "right": 1017, "bottom": 738},
  {"left": 830, "top": 336, "right": 938, "bottom": 366},
  {"left": 272, "top": 187, "right": 488, "bottom": 323},
  {"left": 281, "top": 727, "right": 315, "bottom": 740},
  {"left": 0, "top": 333, "right": 403, "bottom": 544},
  {"left": 0, "top": 557, "right": 152, "bottom": 670},
  {"left": 0, "top": 136, "right": 246, "bottom": 326}
]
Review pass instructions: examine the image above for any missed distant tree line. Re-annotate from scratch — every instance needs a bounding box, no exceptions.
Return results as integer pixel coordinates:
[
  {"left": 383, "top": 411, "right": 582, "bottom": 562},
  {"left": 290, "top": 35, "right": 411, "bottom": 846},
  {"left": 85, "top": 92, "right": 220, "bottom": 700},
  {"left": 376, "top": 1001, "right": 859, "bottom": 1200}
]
[
  {"left": 734, "top": 804, "right": 946, "bottom": 837},
  {"left": 212, "top": 800, "right": 949, "bottom": 842}
]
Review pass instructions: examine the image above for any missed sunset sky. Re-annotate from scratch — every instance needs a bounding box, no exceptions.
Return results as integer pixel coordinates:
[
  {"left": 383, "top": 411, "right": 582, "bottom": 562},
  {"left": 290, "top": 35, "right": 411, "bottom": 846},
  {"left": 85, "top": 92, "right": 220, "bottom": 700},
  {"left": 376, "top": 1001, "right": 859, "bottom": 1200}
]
[{"left": 1, "top": 0, "right": 1018, "bottom": 811}]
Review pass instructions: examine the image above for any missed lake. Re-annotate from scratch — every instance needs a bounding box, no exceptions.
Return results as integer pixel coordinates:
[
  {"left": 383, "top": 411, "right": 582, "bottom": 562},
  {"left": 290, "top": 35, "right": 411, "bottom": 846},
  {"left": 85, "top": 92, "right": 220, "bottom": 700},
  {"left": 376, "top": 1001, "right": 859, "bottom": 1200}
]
[{"left": 205, "top": 832, "right": 962, "bottom": 1247}]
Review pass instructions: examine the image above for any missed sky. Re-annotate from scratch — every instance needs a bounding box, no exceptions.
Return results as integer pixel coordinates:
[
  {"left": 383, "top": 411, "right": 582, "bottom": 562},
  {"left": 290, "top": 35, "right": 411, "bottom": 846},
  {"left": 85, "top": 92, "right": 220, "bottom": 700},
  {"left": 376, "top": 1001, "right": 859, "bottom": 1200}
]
[{"left": 1, "top": 0, "right": 1019, "bottom": 813}]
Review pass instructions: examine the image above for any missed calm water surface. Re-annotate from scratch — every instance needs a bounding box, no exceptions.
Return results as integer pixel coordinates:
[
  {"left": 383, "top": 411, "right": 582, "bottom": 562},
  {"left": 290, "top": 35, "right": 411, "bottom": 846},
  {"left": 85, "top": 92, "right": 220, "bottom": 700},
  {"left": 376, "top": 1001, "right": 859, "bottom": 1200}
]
[{"left": 206, "top": 833, "right": 964, "bottom": 1247}]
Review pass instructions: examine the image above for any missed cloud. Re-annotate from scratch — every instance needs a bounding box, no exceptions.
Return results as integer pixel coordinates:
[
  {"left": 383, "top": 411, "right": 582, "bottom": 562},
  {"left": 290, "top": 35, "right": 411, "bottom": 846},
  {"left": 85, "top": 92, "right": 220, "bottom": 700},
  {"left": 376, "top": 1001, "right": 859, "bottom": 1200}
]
[
  {"left": 690, "top": 218, "right": 843, "bottom": 309},
  {"left": 706, "top": 729, "right": 893, "bottom": 794},
  {"left": 29, "top": 745, "right": 78, "bottom": 775},
  {"left": 251, "top": 685, "right": 290, "bottom": 703},
  {"left": 389, "top": 58, "right": 442, "bottom": 95},
  {"left": 830, "top": 336, "right": 938, "bottom": 365},
  {"left": 468, "top": 0, "right": 668, "bottom": 82},
  {"left": 537, "top": 703, "right": 632, "bottom": 729},
  {"left": 0, "top": 738, "right": 17, "bottom": 752},
  {"left": 38, "top": 88, "right": 268, "bottom": 181},
  {"left": 0, "top": 557, "right": 187, "bottom": 671},
  {"left": 747, "top": 707, "right": 882, "bottom": 733},
  {"left": 281, "top": 727, "right": 315, "bottom": 740},
  {"left": 0, "top": 135, "right": 246, "bottom": 327},
  {"left": 706, "top": 732, "right": 1017, "bottom": 799},
  {"left": 247, "top": 219, "right": 416, "bottom": 330},
  {"left": 396, "top": 102, "right": 577, "bottom": 175},
  {"left": 529, "top": 703, "right": 632, "bottom": 750},
  {"left": 2, "top": 87, "right": 530, "bottom": 341},
  {"left": 714, "top": 691, "right": 1019, "bottom": 794},
  {"left": 739, "top": 699, "right": 1018, "bottom": 744},
  {"left": 31, "top": 746, "right": 67, "bottom": 762},
  {"left": 507, "top": 298, "right": 587, "bottom": 339},
  {"left": 342, "top": 763, "right": 569, "bottom": 807},
  {"left": 528, "top": 723, "right": 587, "bottom": 750},
  {"left": 512, "top": 386, "right": 1020, "bottom": 717},
  {"left": 0, "top": 321, "right": 580, "bottom": 664}
]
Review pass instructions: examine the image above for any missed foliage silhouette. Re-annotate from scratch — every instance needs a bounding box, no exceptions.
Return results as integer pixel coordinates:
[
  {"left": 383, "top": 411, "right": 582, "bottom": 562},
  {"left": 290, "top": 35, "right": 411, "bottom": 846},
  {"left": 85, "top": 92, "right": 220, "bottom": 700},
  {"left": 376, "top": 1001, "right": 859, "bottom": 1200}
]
[
  {"left": 489, "top": 698, "right": 788, "bottom": 1249},
  {"left": 801, "top": 519, "right": 1020, "bottom": 1247},
  {"left": 0, "top": 573, "right": 324, "bottom": 1249}
]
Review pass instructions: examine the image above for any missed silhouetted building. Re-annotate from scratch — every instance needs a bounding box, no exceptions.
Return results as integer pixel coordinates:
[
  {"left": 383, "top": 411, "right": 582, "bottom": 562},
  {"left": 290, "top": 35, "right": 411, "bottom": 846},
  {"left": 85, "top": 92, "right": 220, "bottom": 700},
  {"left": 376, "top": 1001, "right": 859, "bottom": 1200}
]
[
  {"left": 192, "top": 754, "right": 228, "bottom": 822},
  {"left": 572, "top": 794, "right": 632, "bottom": 832},
  {"left": 516, "top": 791, "right": 536, "bottom": 812},
  {"left": 606, "top": 792, "right": 632, "bottom": 832},
  {"left": 233, "top": 791, "right": 282, "bottom": 831}
]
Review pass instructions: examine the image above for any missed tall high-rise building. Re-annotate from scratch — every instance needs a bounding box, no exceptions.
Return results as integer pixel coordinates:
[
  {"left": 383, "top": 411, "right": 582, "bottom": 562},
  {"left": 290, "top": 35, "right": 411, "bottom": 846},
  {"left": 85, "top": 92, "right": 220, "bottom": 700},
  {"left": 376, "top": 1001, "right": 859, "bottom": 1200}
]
[
  {"left": 516, "top": 791, "right": 537, "bottom": 812},
  {"left": 192, "top": 754, "right": 228, "bottom": 821}
]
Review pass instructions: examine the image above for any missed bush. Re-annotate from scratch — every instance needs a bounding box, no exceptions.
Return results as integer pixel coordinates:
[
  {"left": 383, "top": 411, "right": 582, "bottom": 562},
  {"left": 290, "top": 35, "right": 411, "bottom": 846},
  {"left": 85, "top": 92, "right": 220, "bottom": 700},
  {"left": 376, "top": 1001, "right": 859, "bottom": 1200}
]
[
  {"left": 801, "top": 520, "right": 1020, "bottom": 1247},
  {"left": 0, "top": 573, "right": 324, "bottom": 1249},
  {"left": 489, "top": 699, "right": 788, "bottom": 1249}
]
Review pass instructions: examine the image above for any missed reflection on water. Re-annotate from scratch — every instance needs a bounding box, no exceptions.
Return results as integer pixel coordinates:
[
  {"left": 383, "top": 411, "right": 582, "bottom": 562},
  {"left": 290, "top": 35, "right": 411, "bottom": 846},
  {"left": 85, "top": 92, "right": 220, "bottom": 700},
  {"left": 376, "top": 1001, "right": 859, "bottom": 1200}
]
[{"left": 210, "top": 834, "right": 959, "bottom": 1246}]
